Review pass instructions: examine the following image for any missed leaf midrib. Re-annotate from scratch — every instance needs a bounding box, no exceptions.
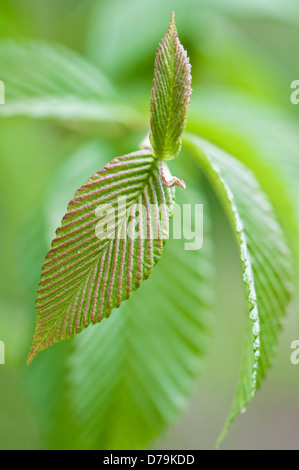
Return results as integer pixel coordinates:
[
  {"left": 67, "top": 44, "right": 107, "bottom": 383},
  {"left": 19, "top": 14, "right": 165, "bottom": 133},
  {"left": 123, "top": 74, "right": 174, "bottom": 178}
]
[{"left": 35, "top": 156, "right": 159, "bottom": 347}]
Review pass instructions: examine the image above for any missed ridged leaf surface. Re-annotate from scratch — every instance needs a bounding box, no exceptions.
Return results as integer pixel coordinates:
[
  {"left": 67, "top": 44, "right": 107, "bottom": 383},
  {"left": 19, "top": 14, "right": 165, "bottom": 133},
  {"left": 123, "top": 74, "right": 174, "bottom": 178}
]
[
  {"left": 28, "top": 150, "right": 175, "bottom": 364},
  {"left": 150, "top": 13, "right": 192, "bottom": 160}
]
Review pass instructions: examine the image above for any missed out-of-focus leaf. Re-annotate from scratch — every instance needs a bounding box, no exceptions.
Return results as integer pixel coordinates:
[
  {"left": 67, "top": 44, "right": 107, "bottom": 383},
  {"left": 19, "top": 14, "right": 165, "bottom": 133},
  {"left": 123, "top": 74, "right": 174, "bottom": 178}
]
[
  {"left": 184, "top": 133, "right": 294, "bottom": 444},
  {"left": 0, "top": 41, "right": 138, "bottom": 126}
]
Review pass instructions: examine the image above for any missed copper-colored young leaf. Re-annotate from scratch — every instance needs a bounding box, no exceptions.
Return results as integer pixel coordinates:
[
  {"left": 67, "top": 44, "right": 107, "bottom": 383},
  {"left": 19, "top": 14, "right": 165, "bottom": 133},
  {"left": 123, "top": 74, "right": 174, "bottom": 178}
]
[
  {"left": 149, "top": 12, "right": 192, "bottom": 161},
  {"left": 27, "top": 150, "right": 175, "bottom": 364}
]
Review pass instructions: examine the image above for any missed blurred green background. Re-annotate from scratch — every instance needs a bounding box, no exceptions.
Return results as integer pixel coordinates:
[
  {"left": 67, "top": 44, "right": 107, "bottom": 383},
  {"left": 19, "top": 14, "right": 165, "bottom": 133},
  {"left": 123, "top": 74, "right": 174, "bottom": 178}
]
[{"left": 1, "top": 0, "right": 299, "bottom": 450}]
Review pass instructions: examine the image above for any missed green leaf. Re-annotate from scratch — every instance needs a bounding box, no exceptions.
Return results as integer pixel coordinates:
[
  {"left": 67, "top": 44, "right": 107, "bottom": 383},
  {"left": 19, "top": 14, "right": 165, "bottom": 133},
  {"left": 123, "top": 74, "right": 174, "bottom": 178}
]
[
  {"left": 184, "top": 133, "right": 294, "bottom": 444},
  {"left": 68, "top": 185, "right": 213, "bottom": 449},
  {"left": 149, "top": 12, "right": 192, "bottom": 161},
  {"left": 27, "top": 150, "right": 176, "bottom": 364},
  {"left": 0, "top": 41, "right": 138, "bottom": 126}
]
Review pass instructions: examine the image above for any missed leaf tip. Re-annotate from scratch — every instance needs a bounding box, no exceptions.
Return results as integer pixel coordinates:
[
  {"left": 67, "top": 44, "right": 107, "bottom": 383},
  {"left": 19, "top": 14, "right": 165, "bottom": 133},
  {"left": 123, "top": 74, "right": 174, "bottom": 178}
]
[
  {"left": 26, "top": 347, "right": 36, "bottom": 365},
  {"left": 170, "top": 11, "right": 176, "bottom": 28},
  {"left": 26, "top": 332, "right": 45, "bottom": 364},
  {"left": 150, "top": 13, "right": 192, "bottom": 161}
]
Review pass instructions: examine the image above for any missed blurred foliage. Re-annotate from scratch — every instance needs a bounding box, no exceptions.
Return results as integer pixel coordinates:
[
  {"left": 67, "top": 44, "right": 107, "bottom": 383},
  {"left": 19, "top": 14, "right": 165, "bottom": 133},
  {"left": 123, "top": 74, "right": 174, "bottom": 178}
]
[{"left": 0, "top": 0, "right": 299, "bottom": 450}]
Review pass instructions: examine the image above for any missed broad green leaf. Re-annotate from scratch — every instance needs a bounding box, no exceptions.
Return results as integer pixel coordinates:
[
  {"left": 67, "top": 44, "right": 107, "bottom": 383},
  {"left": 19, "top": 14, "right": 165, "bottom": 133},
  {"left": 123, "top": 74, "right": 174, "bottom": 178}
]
[
  {"left": 68, "top": 184, "right": 213, "bottom": 450},
  {"left": 184, "top": 133, "right": 294, "bottom": 444},
  {"left": 149, "top": 12, "right": 192, "bottom": 161},
  {"left": 27, "top": 150, "right": 176, "bottom": 364},
  {"left": 0, "top": 41, "right": 138, "bottom": 126}
]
